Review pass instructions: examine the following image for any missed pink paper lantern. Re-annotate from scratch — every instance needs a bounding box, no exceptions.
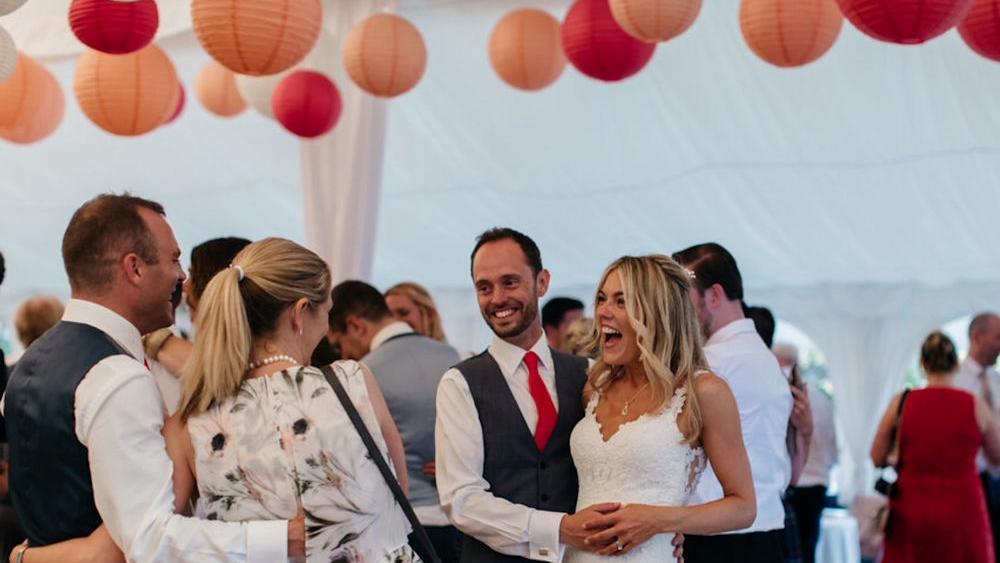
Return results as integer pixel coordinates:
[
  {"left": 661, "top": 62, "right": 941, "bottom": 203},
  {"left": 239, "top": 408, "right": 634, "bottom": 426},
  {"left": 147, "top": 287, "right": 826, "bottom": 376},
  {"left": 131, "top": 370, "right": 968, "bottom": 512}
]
[
  {"left": 836, "top": 0, "right": 975, "bottom": 44},
  {"left": 741, "top": 0, "right": 844, "bottom": 67},
  {"left": 562, "top": 0, "right": 656, "bottom": 82},
  {"left": 959, "top": 0, "right": 1000, "bottom": 61},
  {"left": 272, "top": 70, "right": 341, "bottom": 138},
  {"left": 69, "top": 0, "right": 159, "bottom": 55}
]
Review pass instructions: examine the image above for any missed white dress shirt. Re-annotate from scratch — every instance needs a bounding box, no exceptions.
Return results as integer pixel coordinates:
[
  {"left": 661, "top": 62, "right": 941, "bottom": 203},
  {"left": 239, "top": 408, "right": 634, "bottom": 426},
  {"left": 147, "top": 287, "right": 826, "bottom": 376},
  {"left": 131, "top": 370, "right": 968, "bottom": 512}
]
[
  {"left": 954, "top": 356, "right": 1000, "bottom": 473},
  {"left": 435, "top": 333, "right": 565, "bottom": 562},
  {"left": 797, "top": 383, "right": 838, "bottom": 488},
  {"left": 689, "top": 319, "right": 793, "bottom": 534},
  {"left": 62, "top": 299, "right": 286, "bottom": 562}
]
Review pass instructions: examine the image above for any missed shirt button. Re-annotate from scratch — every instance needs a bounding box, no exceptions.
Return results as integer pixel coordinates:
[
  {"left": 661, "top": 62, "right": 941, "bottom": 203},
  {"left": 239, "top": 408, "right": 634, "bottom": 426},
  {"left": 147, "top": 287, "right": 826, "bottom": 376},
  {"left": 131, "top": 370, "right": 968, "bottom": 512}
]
[{"left": 539, "top": 548, "right": 549, "bottom": 556}]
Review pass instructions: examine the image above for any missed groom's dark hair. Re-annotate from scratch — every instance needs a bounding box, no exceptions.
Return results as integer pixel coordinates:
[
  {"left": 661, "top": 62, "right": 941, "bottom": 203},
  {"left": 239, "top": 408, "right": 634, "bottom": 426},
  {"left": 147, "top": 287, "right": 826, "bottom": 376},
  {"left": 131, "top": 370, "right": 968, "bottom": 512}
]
[{"left": 471, "top": 228, "right": 543, "bottom": 277}]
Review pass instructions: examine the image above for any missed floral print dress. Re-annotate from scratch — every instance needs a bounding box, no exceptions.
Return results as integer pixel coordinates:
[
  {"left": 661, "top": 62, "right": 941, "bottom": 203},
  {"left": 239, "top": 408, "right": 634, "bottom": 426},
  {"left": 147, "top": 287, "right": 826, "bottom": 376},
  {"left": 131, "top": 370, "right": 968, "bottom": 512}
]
[{"left": 187, "top": 360, "right": 418, "bottom": 562}]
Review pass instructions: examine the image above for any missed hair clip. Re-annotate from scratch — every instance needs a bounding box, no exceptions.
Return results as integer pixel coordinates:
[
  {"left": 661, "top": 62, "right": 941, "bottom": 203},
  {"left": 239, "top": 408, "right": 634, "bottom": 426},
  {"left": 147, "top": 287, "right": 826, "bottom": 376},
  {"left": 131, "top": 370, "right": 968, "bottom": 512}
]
[{"left": 684, "top": 268, "right": 697, "bottom": 280}]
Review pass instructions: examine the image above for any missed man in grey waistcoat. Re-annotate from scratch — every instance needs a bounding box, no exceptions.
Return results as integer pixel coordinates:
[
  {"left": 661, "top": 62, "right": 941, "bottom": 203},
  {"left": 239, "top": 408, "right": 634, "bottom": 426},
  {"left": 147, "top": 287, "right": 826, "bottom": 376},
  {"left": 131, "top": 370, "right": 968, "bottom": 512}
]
[{"left": 327, "top": 280, "right": 463, "bottom": 563}]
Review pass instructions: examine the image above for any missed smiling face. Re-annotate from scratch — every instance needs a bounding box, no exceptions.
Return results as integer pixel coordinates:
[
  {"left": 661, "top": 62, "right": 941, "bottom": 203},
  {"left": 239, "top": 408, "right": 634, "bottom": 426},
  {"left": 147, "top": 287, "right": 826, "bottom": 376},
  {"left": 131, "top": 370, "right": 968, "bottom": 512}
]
[
  {"left": 596, "top": 269, "right": 641, "bottom": 368},
  {"left": 472, "top": 238, "right": 548, "bottom": 347},
  {"left": 386, "top": 292, "right": 426, "bottom": 335}
]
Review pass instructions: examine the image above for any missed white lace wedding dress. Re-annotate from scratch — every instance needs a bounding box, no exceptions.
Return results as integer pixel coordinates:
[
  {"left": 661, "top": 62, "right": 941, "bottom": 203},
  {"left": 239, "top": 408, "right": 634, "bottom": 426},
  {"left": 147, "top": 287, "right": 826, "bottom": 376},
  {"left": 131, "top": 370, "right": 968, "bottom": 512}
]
[{"left": 566, "top": 386, "right": 706, "bottom": 563}]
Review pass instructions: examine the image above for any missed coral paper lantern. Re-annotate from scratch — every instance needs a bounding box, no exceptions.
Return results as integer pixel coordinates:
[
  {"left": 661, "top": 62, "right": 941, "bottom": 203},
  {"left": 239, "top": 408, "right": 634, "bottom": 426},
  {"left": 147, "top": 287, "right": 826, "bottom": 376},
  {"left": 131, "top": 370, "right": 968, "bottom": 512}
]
[
  {"left": 191, "top": 0, "right": 322, "bottom": 76},
  {"left": 0, "top": 25, "right": 15, "bottom": 84},
  {"left": 562, "top": 0, "right": 657, "bottom": 82},
  {"left": 836, "top": 0, "right": 975, "bottom": 44},
  {"left": 342, "top": 14, "right": 427, "bottom": 98},
  {"left": 69, "top": 0, "right": 159, "bottom": 55},
  {"left": 74, "top": 44, "right": 179, "bottom": 136},
  {"left": 0, "top": 53, "right": 64, "bottom": 144},
  {"left": 489, "top": 9, "right": 566, "bottom": 91},
  {"left": 165, "top": 82, "right": 185, "bottom": 124},
  {"left": 272, "top": 70, "right": 341, "bottom": 138},
  {"left": 959, "top": 0, "right": 1000, "bottom": 61},
  {"left": 740, "top": 0, "right": 843, "bottom": 67},
  {"left": 0, "top": 0, "right": 27, "bottom": 16},
  {"left": 196, "top": 61, "right": 246, "bottom": 117},
  {"left": 609, "top": 0, "right": 702, "bottom": 43}
]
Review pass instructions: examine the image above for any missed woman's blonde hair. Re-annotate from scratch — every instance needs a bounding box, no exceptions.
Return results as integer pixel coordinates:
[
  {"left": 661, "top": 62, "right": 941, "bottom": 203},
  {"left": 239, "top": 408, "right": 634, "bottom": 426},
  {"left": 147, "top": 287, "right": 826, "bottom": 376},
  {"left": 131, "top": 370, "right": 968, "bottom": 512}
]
[
  {"left": 588, "top": 255, "right": 709, "bottom": 444},
  {"left": 178, "top": 238, "right": 331, "bottom": 421},
  {"left": 385, "top": 281, "right": 448, "bottom": 343}
]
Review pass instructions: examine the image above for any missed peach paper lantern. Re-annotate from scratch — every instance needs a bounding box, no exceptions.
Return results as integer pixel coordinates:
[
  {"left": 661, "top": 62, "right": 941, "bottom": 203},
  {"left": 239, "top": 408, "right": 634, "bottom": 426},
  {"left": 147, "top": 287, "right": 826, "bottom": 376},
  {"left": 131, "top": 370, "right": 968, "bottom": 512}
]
[
  {"left": 959, "top": 0, "right": 1000, "bottom": 61},
  {"left": 609, "top": 0, "right": 703, "bottom": 43},
  {"left": 74, "top": 44, "right": 179, "bottom": 136},
  {"left": 196, "top": 61, "right": 246, "bottom": 117},
  {"left": 740, "top": 0, "right": 844, "bottom": 67},
  {"left": 489, "top": 9, "right": 566, "bottom": 91},
  {"left": 0, "top": 53, "right": 64, "bottom": 143},
  {"left": 191, "top": 0, "right": 322, "bottom": 76},
  {"left": 342, "top": 13, "right": 427, "bottom": 98}
]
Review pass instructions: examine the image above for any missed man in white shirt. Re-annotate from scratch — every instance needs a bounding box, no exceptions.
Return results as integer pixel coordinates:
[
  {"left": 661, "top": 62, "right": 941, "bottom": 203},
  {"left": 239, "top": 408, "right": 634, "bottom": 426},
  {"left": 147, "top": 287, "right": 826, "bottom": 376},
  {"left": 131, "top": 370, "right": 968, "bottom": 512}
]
[
  {"left": 674, "top": 243, "right": 793, "bottom": 563},
  {"left": 954, "top": 312, "right": 1000, "bottom": 563},
  {"left": 3, "top": 194, "right": 302, "bottom": 561}
]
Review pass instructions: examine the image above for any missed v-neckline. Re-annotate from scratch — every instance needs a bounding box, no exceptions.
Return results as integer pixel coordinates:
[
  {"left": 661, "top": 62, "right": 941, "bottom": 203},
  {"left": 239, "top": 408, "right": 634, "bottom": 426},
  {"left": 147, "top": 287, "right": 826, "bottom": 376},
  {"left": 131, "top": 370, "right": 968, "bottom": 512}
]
[{"left": 591, "top": 395, "right": 654, "bottom": 443}]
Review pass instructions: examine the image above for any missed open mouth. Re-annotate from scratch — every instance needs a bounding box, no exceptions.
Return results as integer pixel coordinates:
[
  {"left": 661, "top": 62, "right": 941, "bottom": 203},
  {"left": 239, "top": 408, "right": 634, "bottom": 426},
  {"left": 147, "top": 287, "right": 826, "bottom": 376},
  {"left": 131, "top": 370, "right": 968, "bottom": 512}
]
[
  {"left": 602, "top": 326, "right": 623, "bottom": 348},
  {"left": 491, "top": 306, "right": 519, "bottom": 322}
]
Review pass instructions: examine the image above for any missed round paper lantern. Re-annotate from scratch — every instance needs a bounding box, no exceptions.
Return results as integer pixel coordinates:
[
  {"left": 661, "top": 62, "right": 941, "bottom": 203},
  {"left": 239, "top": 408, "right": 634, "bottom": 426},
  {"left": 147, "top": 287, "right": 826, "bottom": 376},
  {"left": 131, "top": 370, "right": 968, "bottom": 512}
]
[
  {"left": 235, "top": 72, "right": 288, "bottom": 119},
  {"left": 69, "top": 0, "right": 159, "bottom": 55},
  {"left": 0, "top": 25, "right": 15, "bottom": 84},
  {"left": 191, "top": 0, "right": 322, "bottom": 76},
  {"left": 609, "top": 0, "right": 702, "bottom": 42},
  {"left": 836, "top": 0, "right": 975, "bottom": 44},
  {"left": 165, "top": 82, "right": 185, "bottom": 124},
  {"left": 272, "top": 70, "right": 341, "bottom": 138},
  {"left": 489, "top": 9, "right": 566, "bottom": 91},
  {"left": 0, "top": 53, "right": 64, "bottom": 144},
  {"left": 342, "top": 13, "right": 427, "bottom": 98},
  {"left": 195, "top": 61, "right": 246, "bottom": 117},
  {"left": 0, "top": 0, "right": 27, "bottom": 16},
  {"left": 562, "top": 0, "right": 656, "bottom": 82},
  {"left": 740, "top": 0, "right": 843, "bottom": 67},
  {"left": 959, "top": 0, "right": 1000, "bottom": 61},
  {"left": 74, "top": 44, "right": 179, "bottom": 136}
]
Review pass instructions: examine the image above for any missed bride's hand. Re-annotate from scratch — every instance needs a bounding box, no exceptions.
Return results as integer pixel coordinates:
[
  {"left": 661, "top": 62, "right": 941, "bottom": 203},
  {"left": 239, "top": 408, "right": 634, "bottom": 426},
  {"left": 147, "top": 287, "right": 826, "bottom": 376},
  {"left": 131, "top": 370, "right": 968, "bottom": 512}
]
[{"left": 583, "top": 503, "right": 673, "bottom": 556}]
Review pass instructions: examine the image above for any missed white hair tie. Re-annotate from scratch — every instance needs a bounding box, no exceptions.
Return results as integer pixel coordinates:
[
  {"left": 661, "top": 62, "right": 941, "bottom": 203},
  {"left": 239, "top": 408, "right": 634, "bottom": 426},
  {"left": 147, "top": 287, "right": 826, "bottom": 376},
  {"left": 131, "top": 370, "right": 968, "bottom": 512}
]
[{"left": 231, "top": 264, "right": 245, "bottom": 281}]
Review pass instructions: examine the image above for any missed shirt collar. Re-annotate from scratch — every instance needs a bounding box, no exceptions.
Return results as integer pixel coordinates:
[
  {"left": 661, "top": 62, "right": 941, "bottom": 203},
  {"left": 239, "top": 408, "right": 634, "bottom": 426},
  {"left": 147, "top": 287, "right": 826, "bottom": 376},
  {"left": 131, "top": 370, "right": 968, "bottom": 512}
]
[
  {"left": 62, "top": 298, "right": 145, "bottom": 361},
  {"left": 705, "top": 318, "right": 757, "bottom": 348},
  {"left": 370, "top": 321, "right": 415, "bottom": 352},
  {"left": 488, "top": 332, "right": 552, "bottom": 378}
]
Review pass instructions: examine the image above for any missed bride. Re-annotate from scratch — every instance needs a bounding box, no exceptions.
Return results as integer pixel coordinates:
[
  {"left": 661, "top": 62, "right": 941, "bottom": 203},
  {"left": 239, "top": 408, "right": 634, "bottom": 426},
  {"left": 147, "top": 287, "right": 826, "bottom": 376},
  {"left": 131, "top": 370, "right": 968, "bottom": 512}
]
[{"left": 567, "top": 255, "right": 755, "bottom": 562}]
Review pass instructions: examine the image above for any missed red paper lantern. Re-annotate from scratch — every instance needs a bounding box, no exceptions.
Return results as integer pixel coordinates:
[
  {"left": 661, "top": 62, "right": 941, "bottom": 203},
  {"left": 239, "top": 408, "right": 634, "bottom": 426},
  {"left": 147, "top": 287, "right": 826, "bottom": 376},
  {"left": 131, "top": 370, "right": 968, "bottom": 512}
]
[
  {"left": 959, "top": 0, "right": 1000, "bottom": 61},
  {"left": 69, "top": 0, "right": 159, "bottom": 55},
  {"left": 836, "top": 0, "right": 975, "bottom": 44},
  {"left": 272, "top": 70, "right": 341, "bottom": 139},
  {"left": 562, "top": 0, "right": 656, "bottom": 82},
  {"left": 165, "top": 83, "right": 185, "bottom": 124},
  {"left": 741, "top": 0, "right": 843, "bottom": 67}
]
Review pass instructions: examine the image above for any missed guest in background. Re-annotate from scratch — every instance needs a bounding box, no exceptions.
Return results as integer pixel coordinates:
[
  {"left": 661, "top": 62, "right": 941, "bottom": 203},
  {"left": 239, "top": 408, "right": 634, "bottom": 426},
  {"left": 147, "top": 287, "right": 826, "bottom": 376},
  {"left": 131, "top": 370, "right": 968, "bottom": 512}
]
[
  {"left": 386, "top": 281, "right": 450, "bottom": 343},
  {"left": 0, "top": 250, "right": 26, "bottom": 562},
  {"left": 542, "top": 297, "right": 585, "bottom": 353},
  {"left": 775, "top": 342, "right": 838, "bottom": 563},
  {"left": 563, "top": 317, "right": 596, "bottom": 359},
  {"left": 872, "top": 331, "right": 1000, "bottom": 563},
  {"left": 9, "top": 296, "right": 64, "bottom": 366},
  {"left": 744, "top": 305, "right": 775, "bottom": 348},
  {"left": 329, "top": 280, "right": 463, "bottom": 562},
  {"left": 955, "top": 312, "right": 1000, "bottom": 562}
]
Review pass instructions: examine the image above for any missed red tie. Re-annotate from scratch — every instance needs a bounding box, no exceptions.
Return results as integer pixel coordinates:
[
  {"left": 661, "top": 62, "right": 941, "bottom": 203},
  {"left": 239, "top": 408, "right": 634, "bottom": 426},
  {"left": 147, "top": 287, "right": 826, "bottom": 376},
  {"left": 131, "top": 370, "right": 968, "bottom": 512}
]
[{"left": 524, "top": 351, "right": 557, "bottom": 452}]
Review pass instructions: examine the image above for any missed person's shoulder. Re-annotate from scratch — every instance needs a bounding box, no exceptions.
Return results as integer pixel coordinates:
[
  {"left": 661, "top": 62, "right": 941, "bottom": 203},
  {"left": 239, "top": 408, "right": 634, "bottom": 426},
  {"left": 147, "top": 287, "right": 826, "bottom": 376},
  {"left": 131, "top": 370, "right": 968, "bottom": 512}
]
[{"left": 691, "top": 371, "right": 732, "bottom": 402}]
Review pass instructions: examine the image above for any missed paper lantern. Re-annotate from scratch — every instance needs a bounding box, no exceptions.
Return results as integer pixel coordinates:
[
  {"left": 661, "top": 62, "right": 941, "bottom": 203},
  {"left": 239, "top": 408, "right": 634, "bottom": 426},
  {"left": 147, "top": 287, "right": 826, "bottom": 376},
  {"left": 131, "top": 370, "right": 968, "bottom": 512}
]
[
  {"left": 165, "top": 82, "right": 185, "bottom": 124},
  {"left": 69, "top": 0, "right": 159, "bottom": 54},
  {"left": 272, "top": 70, "right": 341, "bottom": 138},
  {"left": 342, "top": 13, "right": 427, "bottom": 97},
  {"left": 0, "top": 0, "right": 27, "bottom": 16},
  {"left": 836, "top": 0, "right": 975, "bottom": 44},
  {"left": 959, "top": 0, "right": 1000, "bottom": 61},
  {"left": 195, "top": 61, "right": 246, "bottom": 117},
  {"left": 489, "top": 9, "right": 566, "bottom": 91},
  {"left": 740, "top": 0, "right": 843, "bottom": 67},
  {"left": 609, "top": 0, "right": 702, "bottom": 42},
  {"left": 562, "top": 0, "right": 656, "bottom": 82},
  {"left": 191, "top": 0, "right": 322, "bottom": 76},
  {"left": 74, "top": 44, "right": 179, "bottom": 136},
  {"left": 235, "top": 72, "right": 287, "bottom": 119},
  {"left": 0, "top": 53, "right": 64, "bottom": 144},
  {"left": 0, "top": 25, "right": 15, "bottom": 84}
]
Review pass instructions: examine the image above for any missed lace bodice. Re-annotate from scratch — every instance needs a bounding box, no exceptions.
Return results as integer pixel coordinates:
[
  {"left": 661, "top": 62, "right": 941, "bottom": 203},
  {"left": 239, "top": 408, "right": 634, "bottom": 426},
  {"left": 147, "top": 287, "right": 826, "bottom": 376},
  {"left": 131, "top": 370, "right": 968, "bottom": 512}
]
[{"left": 567, "top": 386, "right": 706, "bottom": 563}]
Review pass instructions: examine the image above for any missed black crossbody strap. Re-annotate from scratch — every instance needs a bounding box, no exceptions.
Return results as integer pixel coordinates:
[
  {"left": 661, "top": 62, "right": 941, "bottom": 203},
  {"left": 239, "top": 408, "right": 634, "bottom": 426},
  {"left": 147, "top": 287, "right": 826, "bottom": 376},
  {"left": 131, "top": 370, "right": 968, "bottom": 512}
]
[{"left": 320, "top": 364, "right": 441, "bottom": 563}]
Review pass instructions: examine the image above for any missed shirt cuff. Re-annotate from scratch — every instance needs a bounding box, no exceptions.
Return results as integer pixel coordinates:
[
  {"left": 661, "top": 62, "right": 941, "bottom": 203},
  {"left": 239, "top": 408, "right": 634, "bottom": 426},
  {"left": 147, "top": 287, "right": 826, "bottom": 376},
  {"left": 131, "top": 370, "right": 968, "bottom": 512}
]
[
  {"left": 246, "top": 520, "right": 288, "bottom": 563},
  {"left": 528, "top": 510, "right": 565, "bottom": 562}
]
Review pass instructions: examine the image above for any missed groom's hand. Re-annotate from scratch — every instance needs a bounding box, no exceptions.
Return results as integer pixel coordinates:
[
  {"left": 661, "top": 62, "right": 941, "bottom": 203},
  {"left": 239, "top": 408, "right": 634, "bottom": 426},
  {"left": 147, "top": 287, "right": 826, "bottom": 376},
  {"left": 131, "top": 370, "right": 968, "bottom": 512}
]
[{"left": 559, "top": 502, "right": 620, "bottom": 550}]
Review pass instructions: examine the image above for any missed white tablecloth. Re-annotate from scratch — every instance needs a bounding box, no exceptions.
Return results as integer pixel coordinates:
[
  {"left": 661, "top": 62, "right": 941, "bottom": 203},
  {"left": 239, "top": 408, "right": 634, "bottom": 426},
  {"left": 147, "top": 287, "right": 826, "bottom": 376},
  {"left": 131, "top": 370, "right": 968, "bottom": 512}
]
[{"left": 816, "top": 508, "right": 862, "bottom": 563}]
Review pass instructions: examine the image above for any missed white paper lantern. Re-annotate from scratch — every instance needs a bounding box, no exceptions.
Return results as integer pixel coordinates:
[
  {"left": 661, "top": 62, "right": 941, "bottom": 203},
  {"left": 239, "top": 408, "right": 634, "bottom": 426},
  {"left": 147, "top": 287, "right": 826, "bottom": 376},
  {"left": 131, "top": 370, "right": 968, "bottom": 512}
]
[
  {"left": 234, "top": 71, "right": 288, "bottom": 120},
  {"left": 0, "top": 0, "right": 27, "bottom": 16},
  {"left": 0, "top": 26, "right": 15, "bottom": 84}
]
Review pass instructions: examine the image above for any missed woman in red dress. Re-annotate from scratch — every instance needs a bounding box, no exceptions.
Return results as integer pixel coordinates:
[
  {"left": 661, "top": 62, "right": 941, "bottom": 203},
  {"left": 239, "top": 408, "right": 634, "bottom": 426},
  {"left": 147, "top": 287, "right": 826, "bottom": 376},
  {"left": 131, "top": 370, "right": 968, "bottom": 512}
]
[{"left": 871, "top": 331, "right": 1000, "bottom": 563}]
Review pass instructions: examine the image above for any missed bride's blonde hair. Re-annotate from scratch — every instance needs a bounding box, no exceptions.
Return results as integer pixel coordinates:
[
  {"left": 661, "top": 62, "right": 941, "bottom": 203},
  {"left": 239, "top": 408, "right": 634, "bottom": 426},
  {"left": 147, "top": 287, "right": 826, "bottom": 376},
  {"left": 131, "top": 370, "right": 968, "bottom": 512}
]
[{"left": 587, "top": 254, "right": 708, "bottom": 444}]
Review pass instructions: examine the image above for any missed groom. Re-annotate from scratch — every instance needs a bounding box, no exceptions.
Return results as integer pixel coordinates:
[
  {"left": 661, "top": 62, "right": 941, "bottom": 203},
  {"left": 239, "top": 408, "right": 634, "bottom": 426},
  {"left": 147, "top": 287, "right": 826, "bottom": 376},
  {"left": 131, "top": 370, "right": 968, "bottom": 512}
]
[{"left": 435, "top": 228, "right": 616, "bottom": 562}]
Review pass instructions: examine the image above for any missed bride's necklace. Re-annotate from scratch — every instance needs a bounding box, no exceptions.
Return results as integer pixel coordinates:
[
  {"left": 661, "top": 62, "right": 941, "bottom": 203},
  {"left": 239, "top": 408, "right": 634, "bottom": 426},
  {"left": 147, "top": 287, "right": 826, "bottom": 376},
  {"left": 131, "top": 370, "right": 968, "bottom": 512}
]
[
  {"left": 620, "top": 382, "right": 649, "bottom": 416},
  {"left": 248, "top": 354, "right": 300, "bottom": 371}
]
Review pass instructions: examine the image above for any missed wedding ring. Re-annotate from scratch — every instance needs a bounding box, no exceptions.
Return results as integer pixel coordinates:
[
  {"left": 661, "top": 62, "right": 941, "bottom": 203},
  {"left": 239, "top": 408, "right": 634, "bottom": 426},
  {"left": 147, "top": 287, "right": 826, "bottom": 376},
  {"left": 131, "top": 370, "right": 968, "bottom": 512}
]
[{"left": 616, "top": 540, "right": 624, "bottom": 552}]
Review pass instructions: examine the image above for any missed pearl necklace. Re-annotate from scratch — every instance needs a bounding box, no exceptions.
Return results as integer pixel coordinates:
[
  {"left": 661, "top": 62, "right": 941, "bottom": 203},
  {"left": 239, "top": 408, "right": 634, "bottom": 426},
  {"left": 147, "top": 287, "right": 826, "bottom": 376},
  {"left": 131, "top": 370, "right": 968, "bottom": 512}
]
[{"left": 248, "top": 354, "right": 300, "bottom": 371}]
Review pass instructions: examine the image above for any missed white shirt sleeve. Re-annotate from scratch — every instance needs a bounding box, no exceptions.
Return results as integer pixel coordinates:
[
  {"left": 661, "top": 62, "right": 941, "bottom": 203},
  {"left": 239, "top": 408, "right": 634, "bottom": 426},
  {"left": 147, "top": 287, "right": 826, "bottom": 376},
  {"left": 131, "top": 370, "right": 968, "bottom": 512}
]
[
  {"left": 76, "top": 356, "right": 287, "bottom": 563},
  {"left": 435, "top": 368, "right": 565, "bottom": 563}
]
